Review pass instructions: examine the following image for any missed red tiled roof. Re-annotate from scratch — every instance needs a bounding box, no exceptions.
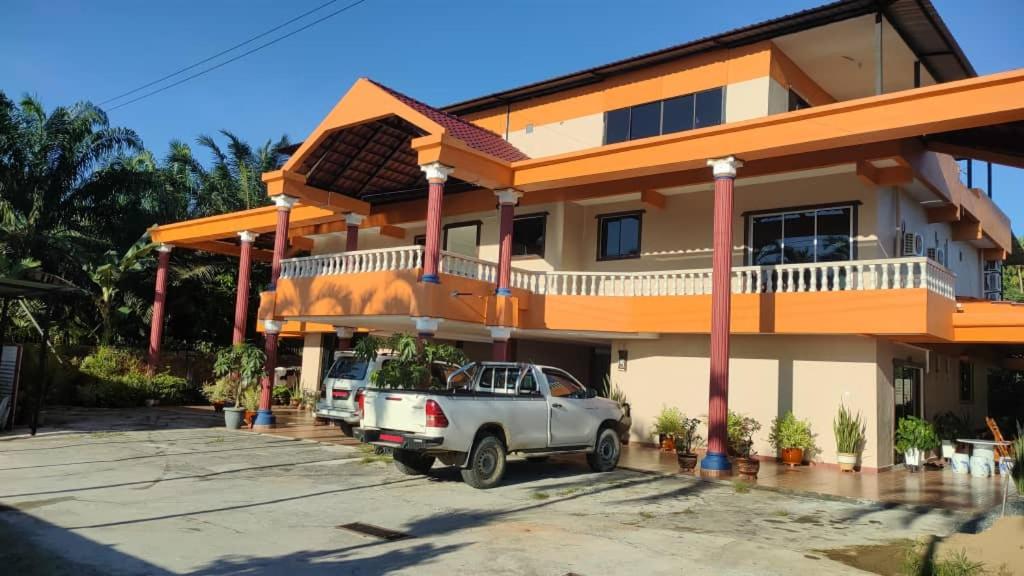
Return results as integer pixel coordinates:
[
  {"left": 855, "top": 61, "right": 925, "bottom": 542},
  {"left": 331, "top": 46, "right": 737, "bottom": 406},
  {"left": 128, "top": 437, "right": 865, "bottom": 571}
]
[{"left": 368, "top": 79, "right": 530, "bottom": 162}]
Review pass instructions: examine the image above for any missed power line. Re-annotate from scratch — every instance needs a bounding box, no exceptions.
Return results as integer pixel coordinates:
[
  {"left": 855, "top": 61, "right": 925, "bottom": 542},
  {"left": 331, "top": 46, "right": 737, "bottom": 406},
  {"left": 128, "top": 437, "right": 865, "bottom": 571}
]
[
  {"left": 100, "top": 0, "right": 344, "bottom": 106},
  {"left": 107, "top": 0, "right": 370, "bottom": 111}
]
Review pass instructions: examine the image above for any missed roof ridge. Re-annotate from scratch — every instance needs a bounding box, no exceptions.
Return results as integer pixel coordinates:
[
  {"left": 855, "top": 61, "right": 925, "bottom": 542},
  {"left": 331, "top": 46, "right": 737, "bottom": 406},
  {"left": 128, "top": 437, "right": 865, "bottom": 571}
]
[{"left": 365, "top": 78, "right": 529, "bottom": 162}]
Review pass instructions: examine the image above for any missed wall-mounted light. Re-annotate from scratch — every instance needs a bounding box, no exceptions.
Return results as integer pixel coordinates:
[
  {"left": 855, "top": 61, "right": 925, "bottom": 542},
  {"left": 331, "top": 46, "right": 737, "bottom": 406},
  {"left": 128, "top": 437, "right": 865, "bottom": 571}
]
[{"left": 617, "top": 350, "right": 628, "bottom": 371}]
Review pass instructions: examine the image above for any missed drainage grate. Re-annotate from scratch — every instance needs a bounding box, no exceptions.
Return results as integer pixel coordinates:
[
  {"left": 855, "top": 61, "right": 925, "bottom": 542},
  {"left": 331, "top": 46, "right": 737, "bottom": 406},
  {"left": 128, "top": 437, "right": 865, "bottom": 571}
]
[{"left": 337, "top": 522, "right": 412, "bottom": 541}]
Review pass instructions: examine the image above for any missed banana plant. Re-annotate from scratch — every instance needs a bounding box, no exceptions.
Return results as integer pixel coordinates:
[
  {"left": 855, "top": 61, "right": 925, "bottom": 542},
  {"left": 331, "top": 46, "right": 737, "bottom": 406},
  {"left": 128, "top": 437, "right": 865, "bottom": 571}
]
[{"left": 83, "top": 234, "right": 155, "bottom": 345}]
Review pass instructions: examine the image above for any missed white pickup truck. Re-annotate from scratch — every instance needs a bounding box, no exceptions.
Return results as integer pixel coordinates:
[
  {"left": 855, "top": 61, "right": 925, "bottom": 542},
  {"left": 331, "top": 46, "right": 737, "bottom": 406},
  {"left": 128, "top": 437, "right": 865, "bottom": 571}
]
[{"left": 355, "top": 362, "right": 631, "bottom": 488}]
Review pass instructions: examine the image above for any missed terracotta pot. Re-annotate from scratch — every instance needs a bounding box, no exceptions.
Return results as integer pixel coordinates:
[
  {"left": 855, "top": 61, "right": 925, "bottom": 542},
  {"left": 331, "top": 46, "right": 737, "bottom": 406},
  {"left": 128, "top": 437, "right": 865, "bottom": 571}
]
[
  {"left": 781, "top": 448, "right": 804, "bottom": 466},
  {"left": 660, "top": 435, "right": 676, "bottom": 452},
  {"left": 735, "top": 457, "right": 760, "bottom": 480},
  {"left": 677, "top": 452, "right": 698, "bottom": 473},
  {"left": 243, "top": 410, "right": 256, "bottom": 426},
  {"left": 837, "top": 452, "right": 857, "bottom": 472}
]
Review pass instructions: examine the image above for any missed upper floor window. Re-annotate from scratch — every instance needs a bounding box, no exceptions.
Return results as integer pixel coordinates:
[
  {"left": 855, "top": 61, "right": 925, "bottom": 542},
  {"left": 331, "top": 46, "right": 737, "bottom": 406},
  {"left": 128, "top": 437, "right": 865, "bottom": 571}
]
[
  {"left": 444, "top": 221, "right": 480, "bottom": 257},
  {"left": 788, "top": 89, "right": 810, "bottom": 112},
  {"left": 747, "top": 204, "right": 855, "bottom": 265},
  {"left": 603, "top": 87, "right": 724, "bottom": 145},
  {"left": 598, "top": 212, "right": 642, "bottom": 261},
  {"left": 512, "top": 213, "right": 546, "bottom": 257}
]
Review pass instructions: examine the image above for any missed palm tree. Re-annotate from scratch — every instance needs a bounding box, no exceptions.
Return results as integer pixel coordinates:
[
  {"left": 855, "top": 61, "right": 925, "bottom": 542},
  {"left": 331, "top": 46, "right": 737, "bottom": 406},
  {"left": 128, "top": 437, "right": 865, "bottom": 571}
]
[
  {"left": 0, "top": 93, "right": 143, "bottom": 272},
  {"left": 166, "top": 130, "right": 291, "bottom": 217}
]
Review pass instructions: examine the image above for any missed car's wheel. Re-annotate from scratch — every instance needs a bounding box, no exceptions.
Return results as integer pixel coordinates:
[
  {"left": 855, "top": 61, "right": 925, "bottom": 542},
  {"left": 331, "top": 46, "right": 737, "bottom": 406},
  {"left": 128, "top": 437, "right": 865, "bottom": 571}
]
[
  {"left": 461, "top": 435, "right": 507, "bottom": 489},
  {"left": 587, "top": 427, "right": 621, "bottom": 472},
  {"left": 393, "top": 449, "right": 435, "bottom": 475},
  {"left": 338, "top": 421, "right": 354, "bottom": 437},
  {"left": 525, "top": 456, "right": 550, "bottom": 463}
]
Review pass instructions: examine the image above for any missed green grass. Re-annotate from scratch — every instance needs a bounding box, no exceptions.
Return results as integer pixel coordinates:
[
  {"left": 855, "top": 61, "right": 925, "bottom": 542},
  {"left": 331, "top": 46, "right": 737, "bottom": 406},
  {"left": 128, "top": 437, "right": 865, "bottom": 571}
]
[
  {"left": 530, "top": 491, "right": 550, "bottom": 500},
  {"left": 903, "top": 544, "right": 993, "bottom": 576},
  {"left": 732, "top": 480, "right": 751, "bottom": 494},
  {"left": 556, "top": 487, "right": 582, "bottom": 497},
  {"left": 357, "top": 444, "right": 391, "bottom": 464}
]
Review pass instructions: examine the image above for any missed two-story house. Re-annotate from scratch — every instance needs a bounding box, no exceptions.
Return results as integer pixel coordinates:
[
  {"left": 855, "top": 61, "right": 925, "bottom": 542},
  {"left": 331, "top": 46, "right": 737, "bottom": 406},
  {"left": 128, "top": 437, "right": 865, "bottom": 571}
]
[{"left": 149, "top": 0, "right": 1024, "bottom": 473}]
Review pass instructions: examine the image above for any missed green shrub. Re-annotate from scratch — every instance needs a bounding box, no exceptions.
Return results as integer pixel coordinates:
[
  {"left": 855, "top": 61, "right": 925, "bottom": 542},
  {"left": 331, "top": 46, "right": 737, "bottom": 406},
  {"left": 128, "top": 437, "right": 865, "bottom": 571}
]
[
  {"left": 895, "top": 416, "right": 940, "bottom": 454},
  {"left": 727, "top": 410, "right": 761, "bottom": 457},
  {"left": 652, "top": 406, "right": 685, "bottom": 437},
  {"left": 272, "top": 384, "right": 291, "bottom": 404},
  {"left": 76, "top": 346, "right": 187, "bottom": 407},
  {"left": 770, "top": 412, "right": 816, "bottom": 453}
]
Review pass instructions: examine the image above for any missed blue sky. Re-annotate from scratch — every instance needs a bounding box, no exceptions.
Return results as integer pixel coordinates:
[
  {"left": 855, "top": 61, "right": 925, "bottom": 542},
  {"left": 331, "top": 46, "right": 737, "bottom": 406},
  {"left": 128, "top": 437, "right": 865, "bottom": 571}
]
[{"left": 3, "top": 0, "right": 1022, "bottom": 225}]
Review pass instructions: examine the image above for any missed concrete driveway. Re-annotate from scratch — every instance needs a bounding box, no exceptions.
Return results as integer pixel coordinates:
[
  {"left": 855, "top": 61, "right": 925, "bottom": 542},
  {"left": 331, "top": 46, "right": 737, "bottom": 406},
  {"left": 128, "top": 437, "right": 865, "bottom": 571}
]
[{"left": 0, "top": 408, "right": 979, "bottom": 575}]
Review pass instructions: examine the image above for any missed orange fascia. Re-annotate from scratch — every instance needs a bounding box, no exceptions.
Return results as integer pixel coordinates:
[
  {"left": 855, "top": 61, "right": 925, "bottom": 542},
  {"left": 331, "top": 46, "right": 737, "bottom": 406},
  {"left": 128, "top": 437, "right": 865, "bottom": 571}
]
[
  {"left": 150, "top": 203, "right": 340, "bottom": 244},
  {"left": 509, "top": 69, "right": 1024, "bottom": 193},
  {"left": 951, "top": 301, "right": 1024, "bottom": 343}
]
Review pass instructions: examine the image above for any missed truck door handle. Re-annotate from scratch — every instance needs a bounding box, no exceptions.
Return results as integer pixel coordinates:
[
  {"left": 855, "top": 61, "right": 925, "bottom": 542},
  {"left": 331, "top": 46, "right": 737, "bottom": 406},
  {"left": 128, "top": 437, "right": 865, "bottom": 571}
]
[{"left": 552, "top": 403, "right": 564, "bottom": 408}]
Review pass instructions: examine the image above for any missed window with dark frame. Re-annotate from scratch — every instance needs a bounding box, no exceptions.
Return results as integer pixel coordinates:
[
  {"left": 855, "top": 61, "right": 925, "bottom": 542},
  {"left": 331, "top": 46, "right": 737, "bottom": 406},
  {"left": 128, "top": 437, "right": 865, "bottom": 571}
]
[
  {"left": 511, "top": 213, "right": 546, "bottom": 257},
  {"left": 603, "top": 87, "right": 724, "bottom": 144},
  {"left": 959, "top": 361, "right": 974, "bottom": 403},
  {"left": 747, "top": 204, "right": 855, "bottom": 265},
  {"left": 598, "top": 212, "right": 642, "bottom": 261},
  {"left": 413, "top": 234, "right": 426, "bottom": 246},
  {"left": 443, "top": 221, "right": 480, "bottom": 257}
]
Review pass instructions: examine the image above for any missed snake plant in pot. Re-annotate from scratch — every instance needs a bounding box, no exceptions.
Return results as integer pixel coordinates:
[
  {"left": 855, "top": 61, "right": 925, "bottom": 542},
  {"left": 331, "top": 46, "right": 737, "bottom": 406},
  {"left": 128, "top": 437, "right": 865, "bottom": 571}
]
[
  {"left": 769, "top": 411, "right": 816, "bottom": 467},
  {"left": 833, "top": 405, "right": 865, "bottom": 472},
  {"left": 894, "top": 416, "right": 939, "bottom": 471}
]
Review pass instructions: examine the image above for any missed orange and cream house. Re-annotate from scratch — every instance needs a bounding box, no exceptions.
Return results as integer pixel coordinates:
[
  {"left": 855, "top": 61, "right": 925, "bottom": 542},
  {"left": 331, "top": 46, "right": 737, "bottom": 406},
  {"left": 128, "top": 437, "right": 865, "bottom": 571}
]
[{"left": 149, "top": 0, "right": 1024, "bottom": 472}]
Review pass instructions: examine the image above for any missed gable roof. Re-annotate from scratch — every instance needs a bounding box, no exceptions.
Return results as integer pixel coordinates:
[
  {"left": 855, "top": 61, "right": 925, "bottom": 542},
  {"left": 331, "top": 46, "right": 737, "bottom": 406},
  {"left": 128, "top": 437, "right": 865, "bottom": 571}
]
[
  {"left": 367, "top": 80, "right": 529, "bottom": 162},
  {"left": 443, "top": 0, "right": 975, "bottom": 116}
]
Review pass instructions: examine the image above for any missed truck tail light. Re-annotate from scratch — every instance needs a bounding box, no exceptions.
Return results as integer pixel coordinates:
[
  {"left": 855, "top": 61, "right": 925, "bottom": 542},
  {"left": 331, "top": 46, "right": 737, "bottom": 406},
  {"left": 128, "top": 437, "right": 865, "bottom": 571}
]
[
  {"left": 356, "top": 389, "right": 365, "bottom": 417},
  {"left": 425, "top": 399, "right": 448, "bottom": 428}
]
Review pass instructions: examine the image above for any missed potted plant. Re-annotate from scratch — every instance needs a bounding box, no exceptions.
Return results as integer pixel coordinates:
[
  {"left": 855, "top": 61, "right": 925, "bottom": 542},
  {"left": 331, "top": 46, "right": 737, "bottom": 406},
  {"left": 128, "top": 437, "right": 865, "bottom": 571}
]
[
  {"left": 1011, "top": 422, "right": 1023, "bottom": 495},
  {"left": 933, "top": 411, "right": 969, "bottom": 460},
  {"left": 895, "top": 416, "right": 939, "bottom": 472},
  {"left": 675, "top": 415, "right": 702, "bottom": 472},
  {"left": 833, "top": 405, "right": 864, "bottom": 472},
  {"left": 652, "top": 406, "right": 684, "bottom": 452},
  {"left": 201, "top": 379, "right": 230, "bottom": 415},
  {"left": 212, "top": 343, "right": 266, "bottom": 430},
  {"left": 272, "top": 384, "right": 291, "bottom": 406},
  {"left": 728, "top": 411, "right": 762, "bottom": 479},
  {"left": 769, "top": 411, "right": 815, "bottom": 467}
]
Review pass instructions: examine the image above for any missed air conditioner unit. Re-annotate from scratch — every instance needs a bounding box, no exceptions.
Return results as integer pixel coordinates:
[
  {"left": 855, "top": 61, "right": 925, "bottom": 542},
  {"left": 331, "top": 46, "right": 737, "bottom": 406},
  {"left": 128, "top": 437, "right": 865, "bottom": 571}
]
[{"left": 902, "top": 232, "right": 924, "bottom": 257}]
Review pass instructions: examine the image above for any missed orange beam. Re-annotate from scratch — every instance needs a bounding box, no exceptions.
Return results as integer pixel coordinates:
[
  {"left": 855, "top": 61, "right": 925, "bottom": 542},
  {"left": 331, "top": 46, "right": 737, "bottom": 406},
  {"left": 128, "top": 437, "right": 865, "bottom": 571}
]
[
  {"left": 952, "top": 220, "right": 983, "bottom": 242},
  {"left": 150, "top": 203, "right": 340, "bottom": 244},
  {"left": 927, "top": 204, "right": 960, "bottom": 224},
  {"left": 379, "top": 225, "right": 406, "bottom": 239},
  {"left": 262, "top": 170, "right": 370, "bottom": 214},
  {"left": 640, "top": 189, "right": 666, "bottom": 210},
  {"left": 181, "top": 241, "right": 274, "bottom": 262}
]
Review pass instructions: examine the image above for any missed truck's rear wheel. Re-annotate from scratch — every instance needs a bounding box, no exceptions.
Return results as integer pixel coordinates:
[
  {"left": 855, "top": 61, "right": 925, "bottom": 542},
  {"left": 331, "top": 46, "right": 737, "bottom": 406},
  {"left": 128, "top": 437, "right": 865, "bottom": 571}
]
[
  {"left": 587, "top": 427, "right": 621, "bottom": 472},
  {"left": 461, "top": 435, "right": 506, "bottom": 489},
  {"left": 338, "top": 421, "right": 354, "bottom": 437},
  {"left": 393, "top": 449, "right": 435, "bottom": 475}
]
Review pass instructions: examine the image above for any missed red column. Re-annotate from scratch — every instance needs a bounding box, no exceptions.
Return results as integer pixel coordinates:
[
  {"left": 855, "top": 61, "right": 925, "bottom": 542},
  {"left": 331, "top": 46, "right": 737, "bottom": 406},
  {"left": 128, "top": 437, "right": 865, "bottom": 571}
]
[
  {"left": 420, "top": 163, "right": 453, "bottom": 283},
  {"left": 255, "top": 195, "right": 296, "bottom": 429},
  {"left": 232, "top": 231, "right": 257, "bottom": 345},
  {"left": 490, "top": 327, "right": 512, "bottom": 361},
  {"left": 345, "top": 213, "right": 362, "bottom": 252},
  {"left": 701, "top": 156, "right": 741, "bottom": 475},
  {"left": 495, "top": 189, "right": 522, "bottom": 296},
  {"left": 147, "top": 245, "right": 173, "bottom": 375}
]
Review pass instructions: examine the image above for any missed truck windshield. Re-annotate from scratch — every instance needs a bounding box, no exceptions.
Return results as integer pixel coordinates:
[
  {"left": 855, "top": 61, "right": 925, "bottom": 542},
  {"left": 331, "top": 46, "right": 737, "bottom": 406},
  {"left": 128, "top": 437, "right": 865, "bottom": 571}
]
[{"left": 326, "top": 357, "right": 369, "bottom": 380}]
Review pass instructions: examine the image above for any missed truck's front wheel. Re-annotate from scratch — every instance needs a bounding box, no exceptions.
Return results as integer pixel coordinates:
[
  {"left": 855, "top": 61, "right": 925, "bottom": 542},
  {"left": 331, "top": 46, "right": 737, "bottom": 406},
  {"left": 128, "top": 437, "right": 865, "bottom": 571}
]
[
  {"left": 586, "top": 427, "right": 621, "bottom": 472},
  {"left": 393, "top": 449, "right": 435, "bottom": 475},
  {"left": 461, "top": 435, "right": 506, "bottom": 489}
]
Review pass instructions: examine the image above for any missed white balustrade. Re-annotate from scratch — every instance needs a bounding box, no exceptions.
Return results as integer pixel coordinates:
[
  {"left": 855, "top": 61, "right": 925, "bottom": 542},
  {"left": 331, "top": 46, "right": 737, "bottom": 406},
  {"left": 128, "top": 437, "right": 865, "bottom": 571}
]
[{"left": 279, "top": 249, "right": 956, "bottom": 301}]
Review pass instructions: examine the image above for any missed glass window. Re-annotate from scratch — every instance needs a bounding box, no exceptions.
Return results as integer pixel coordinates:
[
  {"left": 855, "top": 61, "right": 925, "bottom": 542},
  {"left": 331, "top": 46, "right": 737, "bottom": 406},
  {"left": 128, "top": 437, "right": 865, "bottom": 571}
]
[
  {"left": 694, "top": 88, "right": 724, "bottom": 129},
  {"left": 788, "top": 90, "right": 810, "bottom": 111},
  {"left": 748, "top": 205, "right": 854, "bottom": 265},
  {"left": 512, "top": 214, "right": 546, "bottom": 257},
  {"left": 629, "top": 101, "right": 661, "bottom": 140},
  {"left": 782, "top": 211, "right": 815, "bottom": 264},
  {"left": 544, "top": 369, "right": 586, "bottom": 398},
  {"left": 327, "top": 357, "right": 368, "bottom": 380},
  {"left": 662, "top": 94, "right": 694, "bottom": 134},
  {"left": 604, "top": 108, "right": 630, "bottom": 144},
  {"left": 477, "top": 366, "right": 496, "bottom": 390},
  {"left": 443, "top": 222, "right": 479, "bottom": 257},
  {"left": 518, "top": 371, "right": 538, "bottom": 394},
  {"left": 413, "top": 234, "right": 426, "bottom": 246},
  {"left": 599, "top": 213, "right": 642, "bottom": 260},
  {"left": 750, "top": 214, "right": 783, "bottom": 265},
  {"left": 815, "top": 207, "right": 852, "bottom": 262}
]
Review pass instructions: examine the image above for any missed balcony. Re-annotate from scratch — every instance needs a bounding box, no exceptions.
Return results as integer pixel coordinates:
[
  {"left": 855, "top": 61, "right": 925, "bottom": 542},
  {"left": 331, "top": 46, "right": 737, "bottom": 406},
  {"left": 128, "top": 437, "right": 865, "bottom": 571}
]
[{"left": 269, "top": 246, "right": 957, "bottom": 339}]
